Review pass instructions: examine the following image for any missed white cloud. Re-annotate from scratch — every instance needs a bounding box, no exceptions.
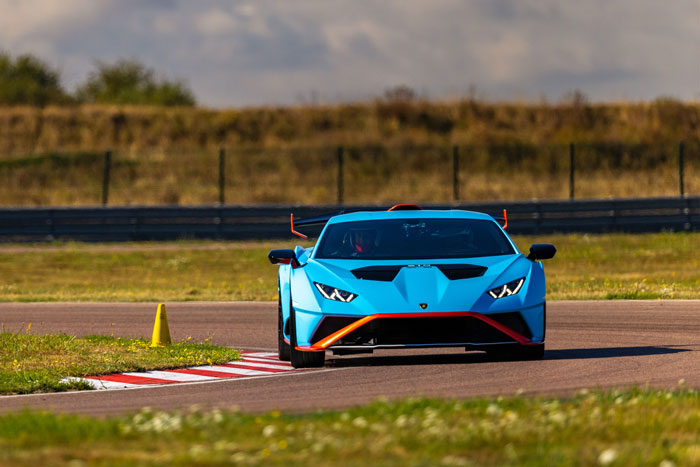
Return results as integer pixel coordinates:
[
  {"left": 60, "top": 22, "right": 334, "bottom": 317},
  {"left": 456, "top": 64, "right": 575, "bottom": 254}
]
[
  {"left": 0, "top": 0, "right": 698, "bottom": 105},
  {"left": 472, "top": 32, "right": 530, "bottom": 82},
  {"left": 153, "top": 15, "right": 178, "bottom": 36},
  {"left": 0, "top": 0, "right": 108, "bottom": 41},
  {"left": 195, "top": 8, "right": 238, "bottom": 36}
]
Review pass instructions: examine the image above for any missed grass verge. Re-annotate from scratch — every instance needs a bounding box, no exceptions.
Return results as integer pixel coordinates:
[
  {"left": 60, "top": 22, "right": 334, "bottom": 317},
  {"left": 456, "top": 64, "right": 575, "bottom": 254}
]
[
  {"left": 0, "top": 328, "right": 239, "bottom": 394},
  {"left": 515, "top": 232, "right": 700, "bottom": 300},
  {"left": 0, "top": 388, "right": 697, "bottom": 465},
  {"left": 0, "top": 232, "right": 699, "bottom": 301}
]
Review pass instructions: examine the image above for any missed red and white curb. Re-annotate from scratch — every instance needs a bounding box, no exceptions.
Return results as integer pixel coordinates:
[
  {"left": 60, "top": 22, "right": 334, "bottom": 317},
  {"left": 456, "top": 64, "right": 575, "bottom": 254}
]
[{"left": 62, "top": 352, "right": 308, "bottom": 390}]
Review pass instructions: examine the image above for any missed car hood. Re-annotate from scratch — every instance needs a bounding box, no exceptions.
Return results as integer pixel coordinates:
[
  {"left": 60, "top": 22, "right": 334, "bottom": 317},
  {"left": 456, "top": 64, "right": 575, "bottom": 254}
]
[{"left": 296, "top": 254, "right": 536, "bottom": 315}]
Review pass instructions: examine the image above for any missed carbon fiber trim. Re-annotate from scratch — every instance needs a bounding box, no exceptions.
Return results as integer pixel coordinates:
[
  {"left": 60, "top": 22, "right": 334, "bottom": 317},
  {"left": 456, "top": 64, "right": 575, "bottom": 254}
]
[
  {"left": 333, "top": 316, "right": 518, "bottom": 347},
  {"left": 310, "top": 316, "right": 359, "bottom": 344},
  {"left": 487, "top": 312, "right": 533, "bottom": 339}
]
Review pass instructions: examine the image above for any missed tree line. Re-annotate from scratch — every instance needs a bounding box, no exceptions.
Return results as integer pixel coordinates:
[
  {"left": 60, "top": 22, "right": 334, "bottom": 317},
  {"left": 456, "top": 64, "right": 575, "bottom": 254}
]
[{"left": 0, "top": 52, "right": 195, "bottom": 107}]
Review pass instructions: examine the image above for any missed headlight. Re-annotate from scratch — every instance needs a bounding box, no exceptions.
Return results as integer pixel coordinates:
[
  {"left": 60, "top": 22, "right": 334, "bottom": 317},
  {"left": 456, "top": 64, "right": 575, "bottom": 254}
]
[
  {"left": 314, "top": 282, "right": 357, "bottom": 302},
  {"left": 487, "top": 277, "right": 525, "bottom": 299}
]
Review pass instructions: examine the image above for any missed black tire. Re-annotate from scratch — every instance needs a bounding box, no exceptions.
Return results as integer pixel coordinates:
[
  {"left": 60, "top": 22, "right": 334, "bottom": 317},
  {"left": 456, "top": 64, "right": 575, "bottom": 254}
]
[
  {"left": 289, "top": 300, "right": 325, "bottom": 369},
  {"left": 484, "top": 345, "right": 516, "bottom": 361},
  {"left": 485, "top": 344, "right": 544, "bottom": 361},
  {"left": 291, "top": 346, "right": 325, "bottom": 368},
  {"left": 519, "top": 344, "right": 545, "bottom": 360},
  {"left": 277, "top": 283, "right": 291, "bottom": 362}
]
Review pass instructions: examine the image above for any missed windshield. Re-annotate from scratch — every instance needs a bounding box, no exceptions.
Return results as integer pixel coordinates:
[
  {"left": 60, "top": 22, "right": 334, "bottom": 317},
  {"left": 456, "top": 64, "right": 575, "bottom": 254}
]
[{"left": 315, "top": 218, "right": 515, "bottom": 260}]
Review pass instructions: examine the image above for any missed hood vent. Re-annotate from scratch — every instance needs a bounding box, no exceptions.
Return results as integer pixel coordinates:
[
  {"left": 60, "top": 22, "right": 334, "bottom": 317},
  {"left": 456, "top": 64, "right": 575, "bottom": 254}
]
[
  {"left": 351, "top": 264, "right": 487, "bottom": 281},
  {"left": 436, "top": 264, "right": 487, "bottom": 280},
  {"left": 351, "top": 266, "right": 402, "bottom": 282}
]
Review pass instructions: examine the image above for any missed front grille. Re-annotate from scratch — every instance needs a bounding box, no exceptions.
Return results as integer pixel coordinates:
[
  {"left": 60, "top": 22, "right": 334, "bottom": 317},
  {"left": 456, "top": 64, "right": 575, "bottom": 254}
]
[{"left": 333, "top": 316, "right": 518, "bottom": 347}]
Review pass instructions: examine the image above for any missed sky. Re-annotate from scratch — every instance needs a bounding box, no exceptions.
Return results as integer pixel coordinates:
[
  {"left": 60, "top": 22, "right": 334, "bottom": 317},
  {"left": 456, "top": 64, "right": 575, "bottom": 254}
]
[{"left": 0, "top": 0, "right": 698, "bottom": 107}]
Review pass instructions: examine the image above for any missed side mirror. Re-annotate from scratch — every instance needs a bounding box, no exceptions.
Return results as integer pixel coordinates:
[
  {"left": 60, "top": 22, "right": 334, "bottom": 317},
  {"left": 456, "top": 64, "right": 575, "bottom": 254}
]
[
  {"left": 527, "top": 244, "right": 556, "bottom": 261},
  {"left": 268, "top": 249, "right": 300, "bottom": 267}
]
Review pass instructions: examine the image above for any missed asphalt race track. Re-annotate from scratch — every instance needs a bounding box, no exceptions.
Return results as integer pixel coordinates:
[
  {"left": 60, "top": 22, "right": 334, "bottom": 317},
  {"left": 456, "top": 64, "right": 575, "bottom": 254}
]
[{"left": 1, "top": 301, "right": 699, "bottom": 415}]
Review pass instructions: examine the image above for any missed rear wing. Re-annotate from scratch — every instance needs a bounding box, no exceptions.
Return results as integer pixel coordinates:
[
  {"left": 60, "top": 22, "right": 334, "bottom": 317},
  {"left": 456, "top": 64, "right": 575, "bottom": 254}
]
[
  {"left": 290, "top": 206, "right": 508, "bottom": 238},
  {"left": 290, "top": 210, "right": 358, "bottom": 238},
  {"left": 495, "top": 209, "right": 507, "bottom": 229}
]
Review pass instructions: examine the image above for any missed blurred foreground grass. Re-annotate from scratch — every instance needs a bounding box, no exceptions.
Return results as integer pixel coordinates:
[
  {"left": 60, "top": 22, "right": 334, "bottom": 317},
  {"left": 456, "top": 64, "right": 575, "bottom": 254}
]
[
  {"left": 0, "top": 232, "right": 698, "bottom": 302},
  {"left": 1, "top": 388, "right": 698, "bottom": 465},
  {"left": 0, "top": 330, "right": 239, "bottom": 394}
]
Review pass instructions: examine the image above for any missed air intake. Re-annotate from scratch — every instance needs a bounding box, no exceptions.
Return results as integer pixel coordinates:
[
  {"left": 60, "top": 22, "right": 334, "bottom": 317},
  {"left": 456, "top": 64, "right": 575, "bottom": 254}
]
[
  {"left": 351, "top": 266, "right": 402, "bottom": 281},
  {"left": 436, "top": 264, "right": 487, "bottom": 280}
]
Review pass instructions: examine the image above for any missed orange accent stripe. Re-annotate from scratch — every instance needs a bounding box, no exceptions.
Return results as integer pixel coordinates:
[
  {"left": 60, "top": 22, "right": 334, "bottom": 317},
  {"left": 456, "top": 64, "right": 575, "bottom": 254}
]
[
  {"left": 290, "top": 213, "right": 308, "bottom": 238},
  {"left": 502, "top": 209, "right": 508, "bottom": 230},
  {"left": 308, "top": 311, "right": 532, "bottom": 350},
  {"left": 388, "top": 204, "right": 422, "bottom": 211}
]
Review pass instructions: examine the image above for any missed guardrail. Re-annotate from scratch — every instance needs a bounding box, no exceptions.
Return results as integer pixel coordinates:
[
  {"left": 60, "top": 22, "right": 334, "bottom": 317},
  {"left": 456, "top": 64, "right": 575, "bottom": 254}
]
[{"left": 0, "top": 197, "right": 698, "bottom": 242}]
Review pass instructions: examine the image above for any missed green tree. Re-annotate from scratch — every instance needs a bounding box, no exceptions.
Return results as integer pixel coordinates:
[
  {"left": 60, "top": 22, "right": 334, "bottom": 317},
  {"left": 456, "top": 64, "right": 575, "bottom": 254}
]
[
  {"left": 0, "top": 52, "right": 71, "bottom": 106},
  {"left": 76, "top": 59, "right": 196, "bottom": 106}
]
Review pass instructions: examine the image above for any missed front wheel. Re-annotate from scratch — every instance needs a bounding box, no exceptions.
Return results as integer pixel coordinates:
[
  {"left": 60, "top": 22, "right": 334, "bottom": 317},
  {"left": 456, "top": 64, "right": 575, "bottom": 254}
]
[
  {"left": 290, "top": 347, "right": 325, "bottom": 368},
  {"left": 520, "top": 344, "right": 545, "bottom": 360},
  {"left": 277, "top": 285, "right": 290, "bottom": 361},
  {"left": 485, "top": 344, "right": 544, "bottom": 361},
  {"left": 289, "top": 303, "right": 324, "bottom": 368}
]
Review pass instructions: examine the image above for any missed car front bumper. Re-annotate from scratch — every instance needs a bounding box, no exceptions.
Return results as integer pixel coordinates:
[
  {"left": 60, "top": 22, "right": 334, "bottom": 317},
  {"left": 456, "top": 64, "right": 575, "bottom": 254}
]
[{"left": 293, "top": 305, "right": 545, "bottom": 352}]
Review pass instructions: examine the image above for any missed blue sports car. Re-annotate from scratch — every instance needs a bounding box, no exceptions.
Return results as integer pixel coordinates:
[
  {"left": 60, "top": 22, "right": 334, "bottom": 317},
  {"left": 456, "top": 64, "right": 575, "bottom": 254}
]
[{"left": 269, "top": 205, "right": 556, "bottom": 368}]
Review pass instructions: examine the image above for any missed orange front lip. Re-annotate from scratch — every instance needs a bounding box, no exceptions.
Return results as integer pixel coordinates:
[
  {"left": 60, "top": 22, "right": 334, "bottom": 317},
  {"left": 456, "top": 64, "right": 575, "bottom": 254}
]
[{"left": 294, "top": 311, "right": 534, "bottom": 351}]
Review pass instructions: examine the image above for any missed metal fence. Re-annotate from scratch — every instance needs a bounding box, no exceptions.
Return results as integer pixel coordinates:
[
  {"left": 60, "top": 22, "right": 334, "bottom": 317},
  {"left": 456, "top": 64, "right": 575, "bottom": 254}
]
[
  {"left": 116, "top": 142, "right": 698, "bottom": 204},
  {"left": 0, "top": 142, "right": 697, "bottom": 207},
  {"left": 1, "top": 197, "right": 698, "bottom": 242}
]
